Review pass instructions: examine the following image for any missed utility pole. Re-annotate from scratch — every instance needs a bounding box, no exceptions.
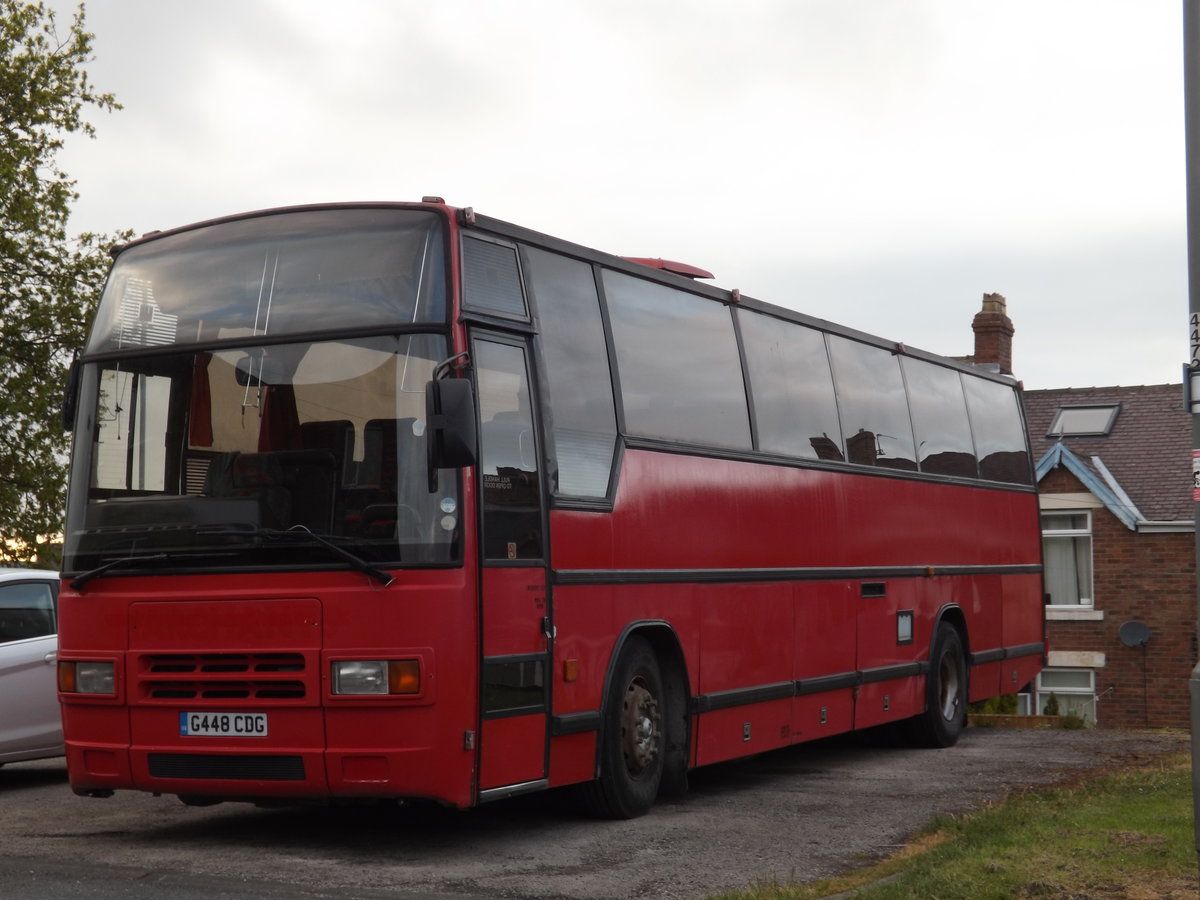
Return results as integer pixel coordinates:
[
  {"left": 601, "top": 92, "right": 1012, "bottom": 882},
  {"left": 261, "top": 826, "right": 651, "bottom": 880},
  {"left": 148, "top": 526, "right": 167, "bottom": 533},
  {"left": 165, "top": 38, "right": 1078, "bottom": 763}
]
[{"left": 1183, "top": 0, "right": 1200, "bottom": 874}]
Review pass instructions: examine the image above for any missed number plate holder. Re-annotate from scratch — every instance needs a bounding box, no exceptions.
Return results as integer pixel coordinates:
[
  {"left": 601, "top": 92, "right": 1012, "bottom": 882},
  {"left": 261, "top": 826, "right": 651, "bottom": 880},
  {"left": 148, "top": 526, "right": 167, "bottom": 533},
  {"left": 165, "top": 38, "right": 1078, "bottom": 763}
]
[{"left": 179, "top": 712, "right": 269, "bottom": 737}]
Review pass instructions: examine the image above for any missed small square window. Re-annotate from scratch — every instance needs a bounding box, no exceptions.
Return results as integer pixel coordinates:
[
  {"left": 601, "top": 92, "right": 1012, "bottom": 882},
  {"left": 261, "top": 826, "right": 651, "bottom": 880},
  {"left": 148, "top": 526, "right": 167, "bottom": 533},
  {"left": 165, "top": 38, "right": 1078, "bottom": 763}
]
[
  {"left": 1046, "top": 404, "right": 1118, "bottom": 437},
  {"left": 1034, "top": 667, "right": 1096, "bottom": 723},
  {"left": 461, "top": 237, "right": 528, "bottom": 319}
]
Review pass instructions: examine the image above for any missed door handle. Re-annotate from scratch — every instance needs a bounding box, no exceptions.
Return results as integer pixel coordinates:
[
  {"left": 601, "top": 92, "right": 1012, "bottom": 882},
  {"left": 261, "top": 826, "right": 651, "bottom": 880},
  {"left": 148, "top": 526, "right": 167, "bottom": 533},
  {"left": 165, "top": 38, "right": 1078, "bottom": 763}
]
[
  {"left": 541, "top": 617, "right": 556, "bottom": 640},
  {"left": 44, "top": 651, "right": 58, "bottom": 664}
]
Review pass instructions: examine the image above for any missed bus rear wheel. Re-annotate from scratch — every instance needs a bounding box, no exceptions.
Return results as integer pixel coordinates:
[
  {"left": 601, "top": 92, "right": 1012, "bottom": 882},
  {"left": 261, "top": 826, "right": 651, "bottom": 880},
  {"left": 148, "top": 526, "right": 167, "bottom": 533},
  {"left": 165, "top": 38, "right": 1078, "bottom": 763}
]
[
  {"left": 579, "top": 636, "right": 665, "bottom": 819},
  {"left": 905, "top": 622, "right": 967, "bottom": 748}
]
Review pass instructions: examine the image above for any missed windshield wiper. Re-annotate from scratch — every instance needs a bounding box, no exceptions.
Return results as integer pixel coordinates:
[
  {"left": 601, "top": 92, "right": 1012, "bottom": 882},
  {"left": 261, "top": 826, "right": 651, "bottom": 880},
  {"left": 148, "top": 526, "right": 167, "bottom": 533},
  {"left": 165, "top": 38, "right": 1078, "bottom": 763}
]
[
  {"left": 69, "top": 529, "right": 394, "bottom": 589},
  {"left": 69, "top": 553, "right": 170, "bottom": 591},
  {"left": 266, "top": 526, "right": 394, "bottom": 586}
]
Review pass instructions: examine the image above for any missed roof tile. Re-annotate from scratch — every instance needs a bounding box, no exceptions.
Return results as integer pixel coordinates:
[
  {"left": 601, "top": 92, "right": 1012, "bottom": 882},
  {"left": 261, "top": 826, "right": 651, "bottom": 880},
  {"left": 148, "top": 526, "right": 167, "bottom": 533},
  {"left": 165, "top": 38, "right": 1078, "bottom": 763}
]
[{"left": 1022, "top": 384, "right": 1191, "bottom": 522}]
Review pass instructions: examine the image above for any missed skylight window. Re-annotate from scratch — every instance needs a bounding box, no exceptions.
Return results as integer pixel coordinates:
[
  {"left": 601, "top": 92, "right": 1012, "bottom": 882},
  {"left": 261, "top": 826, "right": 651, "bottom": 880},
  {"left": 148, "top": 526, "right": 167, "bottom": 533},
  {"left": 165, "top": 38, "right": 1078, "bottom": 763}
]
[{"left": 1046, "top": 404, "right": 1119, "bottom": 437}]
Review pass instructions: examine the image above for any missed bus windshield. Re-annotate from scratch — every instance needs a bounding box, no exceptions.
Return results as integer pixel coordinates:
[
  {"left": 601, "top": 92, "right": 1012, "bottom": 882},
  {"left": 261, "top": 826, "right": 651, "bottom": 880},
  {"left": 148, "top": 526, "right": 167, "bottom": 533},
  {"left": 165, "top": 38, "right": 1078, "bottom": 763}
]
[
  {"left": 62, "top": 333, "right": 461, "bottom": 575},
  {"left": 85, "top": 208, "right": 447, "bottom": 354}
]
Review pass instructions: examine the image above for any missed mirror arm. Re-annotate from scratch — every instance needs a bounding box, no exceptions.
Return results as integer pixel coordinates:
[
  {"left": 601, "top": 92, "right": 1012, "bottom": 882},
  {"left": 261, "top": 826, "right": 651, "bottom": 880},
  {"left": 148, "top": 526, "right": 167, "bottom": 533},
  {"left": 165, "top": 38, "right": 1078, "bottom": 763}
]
[
  {"left": 426, "top": 382, "right": 441, "bottom": 494},
  {"left": 432, "top": 351, "right": 469, "bottom": 382}
]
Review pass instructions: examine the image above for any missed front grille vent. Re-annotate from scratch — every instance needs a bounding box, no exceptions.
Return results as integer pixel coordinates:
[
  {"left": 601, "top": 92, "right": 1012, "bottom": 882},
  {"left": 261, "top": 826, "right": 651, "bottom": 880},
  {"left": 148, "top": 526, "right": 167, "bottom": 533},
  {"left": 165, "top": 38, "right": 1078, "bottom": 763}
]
[
  {"left": 145, "top": 653, "right": 304, "bottom": 674},
  {"left": 147, "top": 681, "right": 305, "bottom": 700},
  {"left": 139, "top": 653, "right": 307, "bottom": 702}
]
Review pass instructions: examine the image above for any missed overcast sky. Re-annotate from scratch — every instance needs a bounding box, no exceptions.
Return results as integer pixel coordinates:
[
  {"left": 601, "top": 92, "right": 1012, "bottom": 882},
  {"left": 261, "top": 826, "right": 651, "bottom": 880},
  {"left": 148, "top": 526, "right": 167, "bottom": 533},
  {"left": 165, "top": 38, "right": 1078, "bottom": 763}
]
[{"left": 50, "top": 0, "right": 1188, "bottom": 390}]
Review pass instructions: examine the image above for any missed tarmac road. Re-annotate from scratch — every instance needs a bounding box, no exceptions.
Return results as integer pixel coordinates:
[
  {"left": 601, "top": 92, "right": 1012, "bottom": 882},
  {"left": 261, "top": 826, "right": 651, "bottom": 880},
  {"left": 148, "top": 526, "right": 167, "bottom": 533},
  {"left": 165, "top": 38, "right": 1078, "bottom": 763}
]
[{"left": 0, "top": 727, "right": 1188, "bottom": 899}]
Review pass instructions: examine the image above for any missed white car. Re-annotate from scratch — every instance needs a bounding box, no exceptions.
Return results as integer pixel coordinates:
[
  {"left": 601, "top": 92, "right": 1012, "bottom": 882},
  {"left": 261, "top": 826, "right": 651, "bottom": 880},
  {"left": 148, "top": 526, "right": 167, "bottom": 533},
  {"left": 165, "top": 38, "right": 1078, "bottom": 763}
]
[{"left": 0, "top": 568, "right": 62, "bottom": 766}]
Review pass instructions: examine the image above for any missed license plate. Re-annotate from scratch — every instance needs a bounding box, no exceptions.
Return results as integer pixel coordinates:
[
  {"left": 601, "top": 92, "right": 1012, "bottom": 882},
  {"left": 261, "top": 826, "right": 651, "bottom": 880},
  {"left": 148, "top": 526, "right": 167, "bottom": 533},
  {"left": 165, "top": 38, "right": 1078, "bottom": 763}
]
[{"left": 180, "top": 712, "right": 268, "bottom": 737}]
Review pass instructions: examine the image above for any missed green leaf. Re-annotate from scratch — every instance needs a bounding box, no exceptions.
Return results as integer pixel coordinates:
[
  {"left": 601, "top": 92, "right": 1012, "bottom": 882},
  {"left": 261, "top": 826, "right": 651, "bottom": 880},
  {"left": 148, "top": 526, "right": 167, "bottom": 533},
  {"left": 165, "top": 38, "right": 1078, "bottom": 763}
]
[{"left": 0, "top": 1, "right": 128, "bottom": 565}]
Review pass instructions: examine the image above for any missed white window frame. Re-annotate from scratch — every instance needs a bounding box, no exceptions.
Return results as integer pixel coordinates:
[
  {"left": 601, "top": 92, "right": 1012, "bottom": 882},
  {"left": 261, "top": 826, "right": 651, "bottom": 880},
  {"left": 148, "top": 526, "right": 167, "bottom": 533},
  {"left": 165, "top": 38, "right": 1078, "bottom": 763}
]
[
  {"left": 1046, "top": 404, "right": 1119, "bottom": 437},
  {"left": 1041, "top": 510, "right": 1093, "bottom": 608},
  {"left": 1034, "top": 668, "right": 1096, "bottom": 724}
]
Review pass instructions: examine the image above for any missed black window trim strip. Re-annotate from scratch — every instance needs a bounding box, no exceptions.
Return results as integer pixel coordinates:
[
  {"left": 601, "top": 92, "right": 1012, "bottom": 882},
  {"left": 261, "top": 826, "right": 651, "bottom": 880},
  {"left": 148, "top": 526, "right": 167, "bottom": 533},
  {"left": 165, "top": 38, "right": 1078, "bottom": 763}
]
[
  {"left": 620, "top": 436, "right": 1037, "bottom": 492},
  {"left": 969, "top": 642, "right": 1046, "bottom": 666},
  {"left": 78, "top": 323, "right": 454, "bottom": 366},
  {"left": 691, "top": 663, "right": 944, "bottom": 714},
  {"left": 969, "top": 648, "right": 1007, "bottom": 666},
  {"left": 552, "top": 564, "right": 1043, "bottom": 588},
  {"left": 474, "top": 214, "right": 1036, "bottom": 502},
  {"left": 551, "top": 710, "right": 603, "bottom": 736},
  {"left": 547, "top": 432, "right": 1036, "bottom": 513},
  {"left": 482, "top": 704, "right": 546, "bottom": 721},
  {"left": 468, "top": 213, "right": 1028, "bottom": 388},
  {"left": 549, "top": 640, "right": 1043, "bottom": 735},
  {"left": 693, "top": 681, "right": 795, "bottom": 713},
  {"left": 794, "top": 672, "right": 860, "bottom": 696}
]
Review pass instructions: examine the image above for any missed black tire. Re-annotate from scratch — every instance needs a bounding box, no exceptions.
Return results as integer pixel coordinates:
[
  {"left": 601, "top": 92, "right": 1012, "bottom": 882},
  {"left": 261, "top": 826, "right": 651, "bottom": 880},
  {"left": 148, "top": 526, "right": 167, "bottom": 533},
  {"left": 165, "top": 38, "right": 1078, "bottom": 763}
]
[
  {"left": 578, "top": 636, "right": 665, "bottom": 819},
  {"left": 178, "top": 794, "right": 223, "bottom": 807},
  {"left": 657, "top": 657, "right": 690, "bottom": 800},
  {"left": 905, "top": 622, "right": 967, "bottom": 748}
]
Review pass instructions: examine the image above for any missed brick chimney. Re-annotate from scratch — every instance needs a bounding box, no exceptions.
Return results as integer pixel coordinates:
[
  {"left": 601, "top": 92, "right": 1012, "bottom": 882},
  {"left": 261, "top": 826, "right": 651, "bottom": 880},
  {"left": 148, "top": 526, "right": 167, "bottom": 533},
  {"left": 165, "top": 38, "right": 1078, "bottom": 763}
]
[{"left": 971, "top": 292, "right": 1014, "bottom": 375}]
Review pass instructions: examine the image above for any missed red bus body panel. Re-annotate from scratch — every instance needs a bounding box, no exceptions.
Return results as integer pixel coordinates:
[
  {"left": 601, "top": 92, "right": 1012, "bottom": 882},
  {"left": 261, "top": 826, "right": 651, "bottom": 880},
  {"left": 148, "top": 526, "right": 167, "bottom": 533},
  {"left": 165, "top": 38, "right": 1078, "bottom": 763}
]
[
  {"left": 551, "top": 451, "right": 1038, "bottom": 572},
  {"left": 477, "top": 566, "right": 549, "bottom": 791},
  {"left": 546, "top": 450, "right": 1042, "bottom": 770},
  {"left": 61, "top": 569, "right": 479, "bottom": 807},
  {"left": 58, "top": 201, "right": 1043, "bottom": 810}
]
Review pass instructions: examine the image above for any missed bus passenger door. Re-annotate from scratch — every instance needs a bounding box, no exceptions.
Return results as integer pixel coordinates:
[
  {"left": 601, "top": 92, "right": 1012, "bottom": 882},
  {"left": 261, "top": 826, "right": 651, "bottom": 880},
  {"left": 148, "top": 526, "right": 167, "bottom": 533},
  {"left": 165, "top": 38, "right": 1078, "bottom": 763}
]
[{"left": 471, "top": 335, "right": 550, "bottom": 798}]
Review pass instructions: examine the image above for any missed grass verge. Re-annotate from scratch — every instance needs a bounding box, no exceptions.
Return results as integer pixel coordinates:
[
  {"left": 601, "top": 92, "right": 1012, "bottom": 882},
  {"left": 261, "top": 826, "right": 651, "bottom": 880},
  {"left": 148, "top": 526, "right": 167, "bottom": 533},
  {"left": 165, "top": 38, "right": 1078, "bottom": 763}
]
[{"left": 712, "top": 752, "right": 1197, "bottom": 899}]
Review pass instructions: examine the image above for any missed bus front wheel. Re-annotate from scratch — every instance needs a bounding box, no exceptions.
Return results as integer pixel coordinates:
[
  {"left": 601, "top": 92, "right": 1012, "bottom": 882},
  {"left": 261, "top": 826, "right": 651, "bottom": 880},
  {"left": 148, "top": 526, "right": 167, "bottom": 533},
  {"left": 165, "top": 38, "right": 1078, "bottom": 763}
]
[
  {"left": 579, "top": 636, "right": 665, "bottom": 819},
  {"left": 905, "top": 622, "right": 967, "bottom": 748}
]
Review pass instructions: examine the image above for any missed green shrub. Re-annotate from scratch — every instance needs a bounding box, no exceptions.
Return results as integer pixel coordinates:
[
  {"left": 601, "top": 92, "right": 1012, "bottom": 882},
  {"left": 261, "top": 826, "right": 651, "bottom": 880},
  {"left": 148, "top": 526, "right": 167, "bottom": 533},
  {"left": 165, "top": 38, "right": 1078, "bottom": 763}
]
[{"left": 968, "top": 694, "right": 1019, "bottom": 716}]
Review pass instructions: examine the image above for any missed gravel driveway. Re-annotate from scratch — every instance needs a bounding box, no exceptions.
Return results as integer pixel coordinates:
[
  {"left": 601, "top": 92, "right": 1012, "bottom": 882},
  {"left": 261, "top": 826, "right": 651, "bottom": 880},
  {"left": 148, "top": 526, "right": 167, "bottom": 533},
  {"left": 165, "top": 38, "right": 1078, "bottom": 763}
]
[{"left": 0, "top": 727, "right": 1189, "bottom": 899}]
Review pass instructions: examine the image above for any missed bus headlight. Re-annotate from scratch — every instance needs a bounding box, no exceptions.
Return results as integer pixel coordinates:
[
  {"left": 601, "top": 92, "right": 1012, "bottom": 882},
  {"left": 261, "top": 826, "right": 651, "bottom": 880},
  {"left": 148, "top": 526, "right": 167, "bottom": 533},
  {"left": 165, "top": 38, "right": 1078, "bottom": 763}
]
[
  {"left": 331, "top": 660, "right": 420, "bottom": 695},
  {"left": 58, "top": 661, "right": 116, "bottom": 695}
]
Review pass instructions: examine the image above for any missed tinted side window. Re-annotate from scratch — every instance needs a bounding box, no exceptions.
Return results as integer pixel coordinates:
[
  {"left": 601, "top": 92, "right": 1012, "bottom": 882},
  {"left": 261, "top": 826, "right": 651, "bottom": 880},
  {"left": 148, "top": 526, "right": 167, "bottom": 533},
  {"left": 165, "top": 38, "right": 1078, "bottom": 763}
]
[
  {"left": 94, "top": 370, "right": 171, "bottom": 491},
  {"left": 482, "top": 659, "right": 546, "bottom": 714},
  {"left": 474, "top": 340, "right": 544, "bottom": 559},
  {"left": 0, "top": 581, "right": 56, "bottom": 642},
  {"left": 828, "top": 336, "right": 916, "bottom": 470},
  {"left": 901, "top": 359, "right": 978, "bottom": 478},
  {"left": 963, "top": 377, "right": 1032, "bottom": 484},
  {"left": 462, "top": 237, "right": 527, "bottom": 318},
  {"left": 604, "top": 270, "right": 750, "bottom": 449},
  {"left": 738, "top": 311, "right": 843, "bottom": 460},
  {"left": 524, "top": 248, "right": 616, "bottom": 498}
]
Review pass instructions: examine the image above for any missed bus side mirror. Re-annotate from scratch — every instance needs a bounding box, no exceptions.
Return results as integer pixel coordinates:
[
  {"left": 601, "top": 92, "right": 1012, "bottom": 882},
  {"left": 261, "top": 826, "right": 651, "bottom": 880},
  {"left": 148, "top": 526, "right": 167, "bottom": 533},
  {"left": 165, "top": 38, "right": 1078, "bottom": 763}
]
[
  {"left": 61, "top": 359, "right": 80, "bottom": 432},
  {"left": 426, "top": 377, "right": 477, "bottom": 492}
]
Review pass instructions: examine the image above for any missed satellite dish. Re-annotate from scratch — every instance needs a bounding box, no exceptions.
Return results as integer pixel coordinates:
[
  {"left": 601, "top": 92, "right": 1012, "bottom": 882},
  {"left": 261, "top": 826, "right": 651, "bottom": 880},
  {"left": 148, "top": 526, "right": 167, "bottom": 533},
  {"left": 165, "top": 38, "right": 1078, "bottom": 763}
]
[{"left": 1118, "top": 620, "right": 1151, "bottom": 648}]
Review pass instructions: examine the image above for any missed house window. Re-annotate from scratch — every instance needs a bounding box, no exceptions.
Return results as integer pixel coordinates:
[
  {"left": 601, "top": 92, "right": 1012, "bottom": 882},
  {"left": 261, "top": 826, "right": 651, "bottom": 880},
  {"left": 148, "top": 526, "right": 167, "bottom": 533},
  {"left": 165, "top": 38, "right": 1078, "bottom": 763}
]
[
  {"left": 1046, "top": 404, "right": 1119, "bottom": 437},
  {"left": 1034, "top": 668, "right": 1096, "bottom": 724},
  {"left": 1041, "top": 512, "right": 1093, "bottom": 607}
]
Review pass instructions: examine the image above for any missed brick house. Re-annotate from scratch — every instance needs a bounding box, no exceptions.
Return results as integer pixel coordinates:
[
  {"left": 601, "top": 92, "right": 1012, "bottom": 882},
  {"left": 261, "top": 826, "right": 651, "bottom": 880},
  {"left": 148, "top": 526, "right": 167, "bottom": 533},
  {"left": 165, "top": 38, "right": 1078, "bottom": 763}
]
[{"left": 965, "top": 294, "right": 1197, "bottom": 727}]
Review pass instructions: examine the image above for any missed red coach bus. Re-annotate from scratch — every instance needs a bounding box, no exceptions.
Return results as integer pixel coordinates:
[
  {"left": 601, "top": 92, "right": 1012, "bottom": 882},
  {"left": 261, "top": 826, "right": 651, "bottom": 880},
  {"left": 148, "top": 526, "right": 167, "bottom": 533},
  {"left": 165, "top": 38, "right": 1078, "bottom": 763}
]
[{"left": 59, "top": 200, "right": 1043, "bottom": 817}]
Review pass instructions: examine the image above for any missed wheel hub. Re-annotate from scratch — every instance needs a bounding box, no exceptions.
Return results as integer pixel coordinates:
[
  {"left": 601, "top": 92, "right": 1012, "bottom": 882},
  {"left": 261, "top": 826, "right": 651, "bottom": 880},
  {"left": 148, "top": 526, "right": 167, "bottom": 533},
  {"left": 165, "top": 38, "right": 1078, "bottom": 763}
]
[
  {"left": 620, "top": 678, "right": 661, "bottom": 774},
  {"left": 939, "top": 657, "right": 961, "bottom": 720}
]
